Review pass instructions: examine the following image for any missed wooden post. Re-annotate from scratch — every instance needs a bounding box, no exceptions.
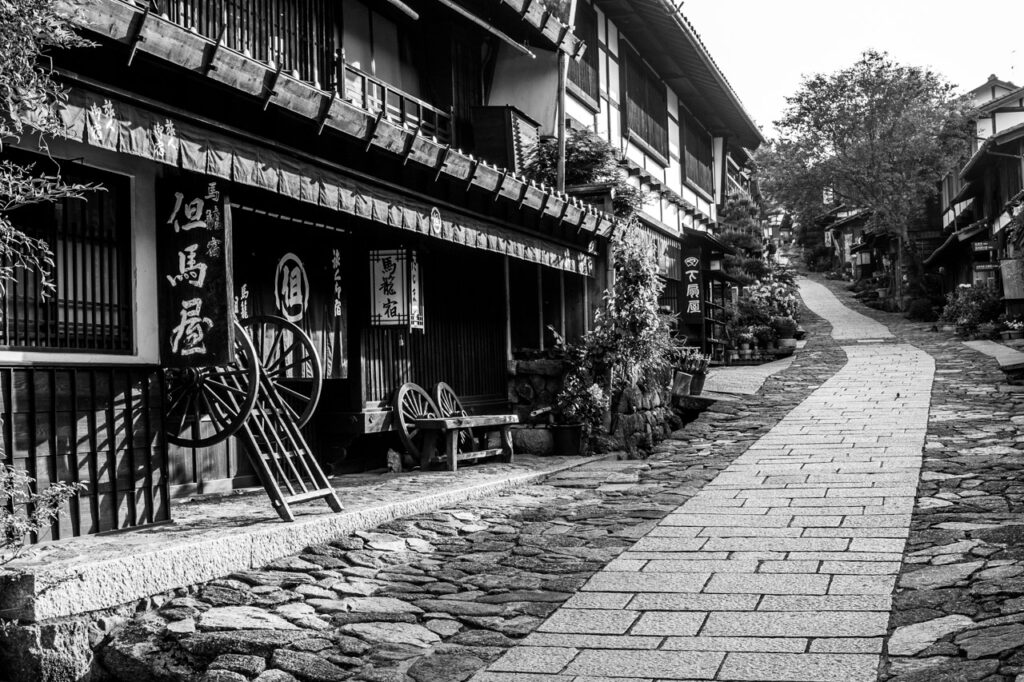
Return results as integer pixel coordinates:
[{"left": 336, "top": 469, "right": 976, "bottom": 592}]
[
  {"left": 559, "top": 270, "right": 566, "bottom": 338},
  {"left": 555, "top": 0, "right": 579, "bottom": 193},
  {"left": 504, "top": 256, "right": 512, "bottom": 361},
  {"left": 537, "top": 264, "right": 545, "bottom": 350}
]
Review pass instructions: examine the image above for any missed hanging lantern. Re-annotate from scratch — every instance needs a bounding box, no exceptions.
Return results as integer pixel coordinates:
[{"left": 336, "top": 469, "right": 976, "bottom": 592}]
[{"left": 368, "top": 248, "right": 424, "bottom": 331}]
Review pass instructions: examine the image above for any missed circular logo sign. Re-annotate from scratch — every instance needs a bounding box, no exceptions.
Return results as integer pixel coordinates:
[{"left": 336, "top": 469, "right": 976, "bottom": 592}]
[{"left": 274, "top": 252, "right": 309, "bottom": 322}]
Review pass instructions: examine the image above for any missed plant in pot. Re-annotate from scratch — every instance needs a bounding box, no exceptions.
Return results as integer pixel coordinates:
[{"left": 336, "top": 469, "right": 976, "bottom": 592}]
[
  {"left": 1000, "top": 317, "right": 1024, "bottom": 341},
  {"left": 771, "top": 316, "right": 799, "bottom": 349},
  {"left": 679, "top": 347, "right": 712, "bottom": 395},
  {"left": 737, "top": 330, "right": 755, "bottom": 358},
  {"left": 552, "top": 366, "right": 607, "bottom": 456},
  {"left": 751, "top": 324, "right": 777, "bottom": 351}
]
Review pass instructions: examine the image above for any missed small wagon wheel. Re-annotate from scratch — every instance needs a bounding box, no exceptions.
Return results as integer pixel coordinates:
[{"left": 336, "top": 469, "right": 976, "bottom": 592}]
[
  {"left": 433, "top": 382, "right": 475, "bottom": 452},
  {"left": 393, "top": 383, "right": 440, "bottom": 462},
  {"left": 241, "top": 315, "right": 323, "bottom": 428},
  {"left": 165, "top": 320, "right": 260, "bottom": 448}
]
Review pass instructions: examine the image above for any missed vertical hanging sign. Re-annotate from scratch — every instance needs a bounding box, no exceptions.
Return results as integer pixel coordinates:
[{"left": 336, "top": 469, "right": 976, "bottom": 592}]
[
  {"left": 368, "top": 248, "right": 424, "bottom": 330},
  {"left": 682, "top": 249, "right": 704, "bottom": 324},
  {"left": 158, "top": 176, "right": 234, "bottom": 367}
]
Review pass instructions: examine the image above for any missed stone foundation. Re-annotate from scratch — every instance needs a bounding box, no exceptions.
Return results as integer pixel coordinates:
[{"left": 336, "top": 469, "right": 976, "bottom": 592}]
[
  {"left": 611, "top": 384, "right": 677, "bottom": 458},
  {"left": 507, "top": 358, "right": 565, "bottom": 423}
]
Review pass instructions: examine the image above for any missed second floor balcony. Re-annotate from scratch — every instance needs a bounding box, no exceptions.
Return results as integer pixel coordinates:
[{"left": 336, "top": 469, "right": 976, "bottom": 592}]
[{"left": 150, "top": 0, "right": 453, "bottom": 143}]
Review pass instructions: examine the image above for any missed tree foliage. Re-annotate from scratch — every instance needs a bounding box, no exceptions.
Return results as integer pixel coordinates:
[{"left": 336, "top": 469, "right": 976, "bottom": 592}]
[
  {"left": 1, "top": 0, "right": 96, "bottom": 294},
  {"left": 525, "top": 127, "right": 649, "bottom": 218},
  {"left": 759, "top": 50, "right": 975, "bottom": 245}
]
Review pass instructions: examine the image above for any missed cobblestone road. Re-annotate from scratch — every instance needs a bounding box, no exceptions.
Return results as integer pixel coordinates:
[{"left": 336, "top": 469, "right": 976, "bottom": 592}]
[
  {"left": 98, "top": 277, "right": 1024, "bottom": 682},
  {"left": 473, "top": 281, "right": 934, "bottom": 682}
]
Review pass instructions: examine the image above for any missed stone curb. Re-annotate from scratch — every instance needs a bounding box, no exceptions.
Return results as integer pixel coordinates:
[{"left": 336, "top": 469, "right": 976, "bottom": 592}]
[{"left": 2, "top": 454, "right": 618, "bottom": 623}]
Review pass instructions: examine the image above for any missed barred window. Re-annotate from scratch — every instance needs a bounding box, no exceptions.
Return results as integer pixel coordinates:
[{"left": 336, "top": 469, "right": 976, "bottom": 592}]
[
  {"left": 567, "top": 1, "right": 600, "bottom": 106},
  {"left": 621, "top": 42, "right": 669, "bottom": 161},
  {"left": 1, "top": 156, "right": 132, "bottom": 352},
  {"left": 682, "top": 109, "right": 714, "bottom": 196}
]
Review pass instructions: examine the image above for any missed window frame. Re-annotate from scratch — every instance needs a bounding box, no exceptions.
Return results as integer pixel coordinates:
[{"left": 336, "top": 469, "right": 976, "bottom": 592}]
[
  {"left": 0, "top": 153, "right": 135, "bottom": 355},
  {"left": 619, "top": 40, "right": 670, "bottom": 165},
  {"left": 681, "top": 108, "right": 715, "bottom": 197},
  {"left": 567, "top": 1, "right": 600, "bottom": 112}
]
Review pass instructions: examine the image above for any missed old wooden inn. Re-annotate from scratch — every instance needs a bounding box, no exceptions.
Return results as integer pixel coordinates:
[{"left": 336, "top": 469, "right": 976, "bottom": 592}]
[{"left": 1, "top": 0, "right": 760, "bottom": 540}]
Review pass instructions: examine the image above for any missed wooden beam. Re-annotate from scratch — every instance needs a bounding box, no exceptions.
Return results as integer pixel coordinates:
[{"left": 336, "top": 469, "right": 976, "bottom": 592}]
[{"left": 431, "top": 0, "right": 535, "bottom": 58}]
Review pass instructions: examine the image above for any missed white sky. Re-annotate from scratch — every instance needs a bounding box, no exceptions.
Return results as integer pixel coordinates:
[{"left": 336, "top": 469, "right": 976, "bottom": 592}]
[{"left": 680, "top": 0, "right": 1024, "bottom": 139}]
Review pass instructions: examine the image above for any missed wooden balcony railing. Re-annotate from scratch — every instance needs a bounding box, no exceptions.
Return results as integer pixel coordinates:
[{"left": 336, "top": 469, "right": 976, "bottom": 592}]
[
  {"left": 149, "top": 0, "right": 452, "bottom": 143},
  {"left": 343, "top": 64, "right": 452, "bottom": 144}
]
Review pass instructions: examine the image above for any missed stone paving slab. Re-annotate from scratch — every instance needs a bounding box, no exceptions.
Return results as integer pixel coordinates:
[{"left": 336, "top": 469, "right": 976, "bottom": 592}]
[
  {"left": 0, "top": 454, "right": 608, "bottom": 621},
  {"left": 473, "top": 279, "right": 932, "bottom": 680},
  {"left": 62, "top": 288, "right": 858, "bottom": 682},
  {"left": 963, "top": 339, "right": 1024, "bottom": 370},
  {"left": 704, "top": 357, "right": 796, "bottom": 396}
]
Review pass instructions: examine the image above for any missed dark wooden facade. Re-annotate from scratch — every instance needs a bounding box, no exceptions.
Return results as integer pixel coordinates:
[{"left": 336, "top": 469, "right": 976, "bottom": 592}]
[{"left": 0, "top": 366, "right": 168, "bottom": 539}]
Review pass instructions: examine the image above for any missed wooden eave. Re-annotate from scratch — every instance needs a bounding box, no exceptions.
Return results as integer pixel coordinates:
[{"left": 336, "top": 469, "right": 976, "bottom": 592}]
[
  {"left": 592, "top": 0, "right": 763, "bottom": 149},
  {"left": 54, "top": 0, "right": 607, "bottom": 240}
]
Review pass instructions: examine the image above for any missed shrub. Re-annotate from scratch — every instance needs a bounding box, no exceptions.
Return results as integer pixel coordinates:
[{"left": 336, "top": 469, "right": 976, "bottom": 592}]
[
  {"left": 805, "top": 244, "right": 833, "bottom": 271},
  {"left": 771, "top": 316, "right": 799, "bottom": 339},
  {"left": 751, "top": 324, "right": 777, "bottom": 346},
  {"left": 939, "top": 284, "right": 1003, "bottom": 332},
  {"left": 905, "top": 297, "right": 939, "bottom": 322},
  {"left": 2, "top": 466, "right": 84, "bottom": 564}
]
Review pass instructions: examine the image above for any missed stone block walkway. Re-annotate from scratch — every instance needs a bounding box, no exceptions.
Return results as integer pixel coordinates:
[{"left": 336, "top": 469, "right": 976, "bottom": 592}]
[
  {"left": 704, "top": 357, "right": 795, "bottom": 396},
  {"left": 475, "top": 279, "right": 933, "bottom": 681}
]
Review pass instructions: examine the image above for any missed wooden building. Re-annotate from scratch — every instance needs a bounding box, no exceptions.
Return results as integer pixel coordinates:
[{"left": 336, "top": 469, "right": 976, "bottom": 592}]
[
  {"left": 1, "top": 0, "right": 612, "bottom": 538},
  {"left": 487, "top": 0, "right": 764, "bottom": 356},
  {"left": 928, "top": 77, "right": 1024, "bottom": 304}
]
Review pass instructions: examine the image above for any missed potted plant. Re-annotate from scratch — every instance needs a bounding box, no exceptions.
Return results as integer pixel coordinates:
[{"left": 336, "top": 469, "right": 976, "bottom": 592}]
[
  {"left": 679, "top": 347, "right": 711, "bottom": 395},
  {"left": 1001, "top": 318, "right": 1024, "bottom": 340},
  {"left": 771, "top": 316, "right": 799, "bottom": 348},
  {"left": 752, "top": 324, "right": 776, "bottom": 350},
  {"left": 737, "top": 330, "right": 755, "bottom": 359},
  {"left": 552, "top": 367, "right": 607, "bottom": 456}
]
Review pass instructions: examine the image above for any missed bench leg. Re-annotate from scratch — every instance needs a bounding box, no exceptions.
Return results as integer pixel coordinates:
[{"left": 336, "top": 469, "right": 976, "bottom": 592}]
[
  {"left": 500, "top": 426, "right": 514, "bottom": 463},
  {"left": 445, "top": 430, "right": 459, "bottom": 472},
  {"left": 420, "top": 431, "right": 439, "bottom": 470}
]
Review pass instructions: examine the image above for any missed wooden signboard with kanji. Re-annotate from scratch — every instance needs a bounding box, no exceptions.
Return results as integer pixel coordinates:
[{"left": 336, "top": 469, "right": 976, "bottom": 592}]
[
  {"left": 681, "top": 248, "right": 704, "bottom": 324},
  {"left": 157, "top": 176, "right": 235, "bottom": 367}
]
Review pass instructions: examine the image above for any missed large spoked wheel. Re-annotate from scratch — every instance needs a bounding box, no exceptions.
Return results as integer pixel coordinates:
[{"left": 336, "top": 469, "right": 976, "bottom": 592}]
[
  {"left": 393, "top": 383, "right": 440, "bottom": 462},
  {"left": 241, "top": 315, "right": 323, "bottom": 428},
  {"left": 165, "top": 320, "right": 260, "bottom": 448},
  {"left": 433, "top": 381, "right": 474, "bottom": 452}
]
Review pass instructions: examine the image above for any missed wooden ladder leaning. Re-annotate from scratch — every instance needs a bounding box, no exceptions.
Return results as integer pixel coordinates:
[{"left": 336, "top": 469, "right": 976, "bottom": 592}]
[{"left": 234, "top": 367, "right": 343, "bottom": 521}]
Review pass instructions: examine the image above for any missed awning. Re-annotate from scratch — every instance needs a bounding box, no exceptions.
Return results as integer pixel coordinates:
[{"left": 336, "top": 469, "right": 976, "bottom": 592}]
[
  {"left": 950, "top": 181, "right": 975, "bottom": 205},
  {"left": 956, "top": 221, "right": 990, "bottom": 242},
  {"left": 30, "top": 86, "right": 594, "bottom": 275},
  {"left": 923, "top": 221, "right": 989, "bottom": 267},
  {"left": 683, "top": 227, "right": 736, "bottom": 256}
]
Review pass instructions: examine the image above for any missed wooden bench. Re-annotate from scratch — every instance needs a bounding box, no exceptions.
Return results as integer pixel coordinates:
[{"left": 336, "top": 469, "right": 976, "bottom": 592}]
[{"left": 393, "top": 382, "right": 518, "bottom": 471}]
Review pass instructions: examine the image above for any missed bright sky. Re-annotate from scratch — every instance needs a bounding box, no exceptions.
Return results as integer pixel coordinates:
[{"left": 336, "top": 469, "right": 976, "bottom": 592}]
[{"left": 681, "top": 0, "right": 1024, "bottom": 139}]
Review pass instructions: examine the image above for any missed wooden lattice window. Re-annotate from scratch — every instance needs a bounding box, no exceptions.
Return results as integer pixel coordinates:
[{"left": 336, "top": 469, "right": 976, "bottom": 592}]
[
  {"left": 682, "top": 109, "right": 715, "bottom": 196},
  {"left": 568, "top": 1, "right": 600, "bottom": 107},
  {"left": 1, "top": 159, "right": 132, "bottom": 352},
  {"left": 621, "top": 42, "right": 669, "bottom": 162}
]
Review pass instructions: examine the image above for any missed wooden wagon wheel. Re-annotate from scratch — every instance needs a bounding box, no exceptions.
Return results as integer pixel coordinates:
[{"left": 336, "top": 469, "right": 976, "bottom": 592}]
[
  {"left": 165, "top": 320, "right": 260, "bottom": 448},
  {"left": 393, "top": 383, "right": 440, "bottom": 462},
  {"left": 433, "top": 381, "right": 475, "bottom": 452},
  {"left": 241, "top": 315, "right": 323, "bottom": 428}
]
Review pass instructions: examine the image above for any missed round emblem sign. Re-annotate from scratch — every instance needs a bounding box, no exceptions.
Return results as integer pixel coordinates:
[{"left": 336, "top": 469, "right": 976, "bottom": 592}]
[{"left": 274, "top": 252, "right": 309, "bottom": 322}]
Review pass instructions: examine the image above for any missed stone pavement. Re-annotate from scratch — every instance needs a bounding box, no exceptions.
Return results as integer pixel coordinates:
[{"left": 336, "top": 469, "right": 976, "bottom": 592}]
[
  {"left": 818, "top": 278, "right": 1024, "bottom": 682},
  {"left": 473, "top": 279, "right": 934, "bottom": 681},
  {"left": 704, "top": 357, "right": 795, "bottom": 396},
  {"left": 84, "top": 299, "right": 851, "bottom": 682}
]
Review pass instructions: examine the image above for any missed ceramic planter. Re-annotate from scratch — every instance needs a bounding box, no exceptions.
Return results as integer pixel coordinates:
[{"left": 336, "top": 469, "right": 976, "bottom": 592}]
[
  {"left": 778, "top": 338, "right": 798, "bottom": 348},
  {"left": 550, "top": 424, "right": 584, "bottom": 456}
]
